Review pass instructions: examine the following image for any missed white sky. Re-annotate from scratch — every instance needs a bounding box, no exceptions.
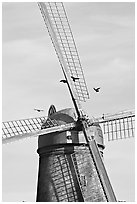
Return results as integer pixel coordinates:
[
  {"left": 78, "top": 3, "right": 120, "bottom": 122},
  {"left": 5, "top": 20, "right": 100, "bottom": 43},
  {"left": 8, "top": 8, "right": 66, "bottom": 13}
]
[{"left": 2, "top": 2, "right": 135, "bottom": 202}]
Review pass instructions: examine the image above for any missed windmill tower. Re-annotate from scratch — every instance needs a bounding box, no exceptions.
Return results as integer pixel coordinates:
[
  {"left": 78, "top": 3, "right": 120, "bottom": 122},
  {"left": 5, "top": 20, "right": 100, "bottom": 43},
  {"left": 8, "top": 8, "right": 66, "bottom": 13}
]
[
  {"left": 36, "top": 106, "right": 108, "bottom": 202},
  {"left": 2, "top": 2, "right": 135, "bottom": 202}
]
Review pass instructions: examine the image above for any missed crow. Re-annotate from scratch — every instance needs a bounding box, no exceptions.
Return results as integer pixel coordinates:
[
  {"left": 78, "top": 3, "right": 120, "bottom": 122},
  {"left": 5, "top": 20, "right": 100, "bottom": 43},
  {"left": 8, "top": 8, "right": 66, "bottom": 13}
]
[
  {"left": 71, "top": 76, "right": 79, "bottom": 82},
  {"left": 34, "top": 109, "right": 44, "bottom": 112},
  {"left": 93, "top": 87, "right": 101, "bottom": 92},
  {"left": 60, "top": 79, "right": 67, "bottom": 83}
]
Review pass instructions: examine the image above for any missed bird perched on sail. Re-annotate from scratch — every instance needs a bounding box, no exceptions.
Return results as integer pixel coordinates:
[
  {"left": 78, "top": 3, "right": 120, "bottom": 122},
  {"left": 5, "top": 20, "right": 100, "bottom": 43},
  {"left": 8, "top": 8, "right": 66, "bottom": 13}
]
[
  {"left": 71, "top": 76, "right": 79, "bottom": 82},
  {"left": 60, "top": 79, "right": 67, "bottom": 83},
  {"left": 93, "top": 87, "right": 101, "bottom": 92},
  {"left": 34, "top": 109, "right": 44, "bottom": 112}
]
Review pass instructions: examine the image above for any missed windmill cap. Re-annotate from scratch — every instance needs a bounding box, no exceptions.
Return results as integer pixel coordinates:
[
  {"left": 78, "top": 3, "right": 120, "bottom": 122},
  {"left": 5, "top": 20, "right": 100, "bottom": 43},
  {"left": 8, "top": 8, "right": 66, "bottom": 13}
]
[{"left": 38, "top": 106, "right": 105, "bottom": 151}]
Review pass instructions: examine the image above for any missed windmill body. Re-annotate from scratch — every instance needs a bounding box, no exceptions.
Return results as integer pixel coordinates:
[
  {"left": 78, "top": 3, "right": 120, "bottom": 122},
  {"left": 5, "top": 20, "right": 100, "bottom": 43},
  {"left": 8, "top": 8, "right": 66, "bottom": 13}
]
[{"left": 37, "top": 106, "right": 106, "bottom": 202}]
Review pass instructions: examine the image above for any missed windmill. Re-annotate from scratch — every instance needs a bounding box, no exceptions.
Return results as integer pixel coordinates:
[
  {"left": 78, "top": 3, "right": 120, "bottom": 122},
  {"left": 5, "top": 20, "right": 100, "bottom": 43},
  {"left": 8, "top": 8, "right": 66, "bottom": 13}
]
[{"left": 2, "top": 2, "right": 135, "bottom": 202}]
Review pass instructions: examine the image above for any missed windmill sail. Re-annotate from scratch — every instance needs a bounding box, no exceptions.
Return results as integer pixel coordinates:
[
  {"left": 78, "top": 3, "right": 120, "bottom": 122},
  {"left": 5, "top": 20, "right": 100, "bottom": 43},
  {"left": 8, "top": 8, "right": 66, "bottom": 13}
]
[
  {"left": 96, "top": 110, "right": 135, "bottom": 141},
  {"left": 38, "top": 2, "right": 89, "bottom": 103},
  {"left": 2, "top": 116, "right": 75, "bottom": 144}
]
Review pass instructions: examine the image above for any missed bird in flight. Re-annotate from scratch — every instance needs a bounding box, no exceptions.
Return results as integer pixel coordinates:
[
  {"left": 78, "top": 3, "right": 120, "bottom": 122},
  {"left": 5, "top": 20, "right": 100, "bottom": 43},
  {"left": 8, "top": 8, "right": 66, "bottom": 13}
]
[
  {"left": 71, "top": 76, "right": 79, "bottom": 82},
  {"left": 60, "top": 79, "right": 67, "bottom": 83},
  {"left": 34, "top": 109, "right": 44, "bottom": 112},
  {"left": 93, "top": 87, "right": 101, "bottom": 92}
]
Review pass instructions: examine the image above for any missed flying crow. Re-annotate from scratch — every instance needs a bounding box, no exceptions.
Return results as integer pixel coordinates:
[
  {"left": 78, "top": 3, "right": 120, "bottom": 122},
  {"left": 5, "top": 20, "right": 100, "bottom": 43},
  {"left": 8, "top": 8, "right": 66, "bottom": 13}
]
[
  {"left": 71, "top": 76, "right": 79, "bottom": 82},
  {"left": 34, "top": 109, "right": 44, "bottom": 112},
  {"left": 60, "top": 79, "right": 67, "bottom": 83},
  {"left": 93, "top": 87, "right": 101, "bottom": 92}
]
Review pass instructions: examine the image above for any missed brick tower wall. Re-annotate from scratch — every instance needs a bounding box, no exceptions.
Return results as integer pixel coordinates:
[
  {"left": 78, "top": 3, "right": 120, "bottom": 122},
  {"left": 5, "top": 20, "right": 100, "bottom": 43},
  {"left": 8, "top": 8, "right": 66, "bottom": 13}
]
[{"left": 36, "top": 144, "right": 107, "bottom": 202}]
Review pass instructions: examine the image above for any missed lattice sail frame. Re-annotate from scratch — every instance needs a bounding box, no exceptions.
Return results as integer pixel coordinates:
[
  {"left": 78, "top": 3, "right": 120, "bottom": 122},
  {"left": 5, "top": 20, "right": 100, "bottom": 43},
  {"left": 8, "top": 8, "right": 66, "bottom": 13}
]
[
  {"left": 38, "top": 2, "right": 89, "bottom": 102},
  {"left": 3, "top": 116, "right": 49, "bottom": 139},
  {"left": 96, "top": 110, "right": 135, "bottom": 141},
  {"left": 2, "top": 116, "right": 76, "bottom": 144}
]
